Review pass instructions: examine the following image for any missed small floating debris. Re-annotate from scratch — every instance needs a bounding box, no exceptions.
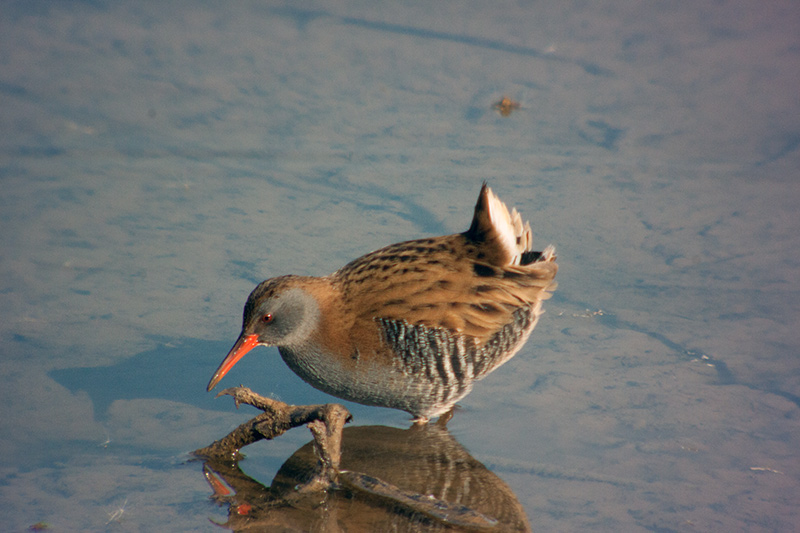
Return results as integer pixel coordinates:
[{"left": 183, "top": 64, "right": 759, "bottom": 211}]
[
  {"left": 571, "top": 309, "right": 605, "bottom": 318},
  {"left": 750, "top": 466, "right": 784, "bottom": 475},
  {"left": 106, "top": 497, "right": 128, "bottom": 525},
  {"left": 492, "top": 96, "right": 521, "bottom": 116}
]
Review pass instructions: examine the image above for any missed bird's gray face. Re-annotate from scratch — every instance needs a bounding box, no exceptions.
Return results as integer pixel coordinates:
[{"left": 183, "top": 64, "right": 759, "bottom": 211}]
[
  {"left": 244, "top": 287, "right": 320, "bottom": 347},
  {"left": 207, "top": 285, "right": 320, "bottom": 392}
]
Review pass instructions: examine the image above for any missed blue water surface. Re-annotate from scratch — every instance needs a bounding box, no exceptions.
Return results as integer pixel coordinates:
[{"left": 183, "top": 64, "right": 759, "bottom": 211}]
[{"left": 1, "top": 1, "right": 798, "bottom": 531}]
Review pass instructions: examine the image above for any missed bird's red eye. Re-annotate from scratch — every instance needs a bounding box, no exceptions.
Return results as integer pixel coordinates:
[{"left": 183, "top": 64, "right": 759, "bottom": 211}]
[{"left": 261, "top": 314, "right": 273, "bottom": 324}]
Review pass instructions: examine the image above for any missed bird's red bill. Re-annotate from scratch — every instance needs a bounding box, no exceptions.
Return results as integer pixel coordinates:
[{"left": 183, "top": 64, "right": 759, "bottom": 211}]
[{"left": 207, "top": 334, "right": 259, "bottom": 392}]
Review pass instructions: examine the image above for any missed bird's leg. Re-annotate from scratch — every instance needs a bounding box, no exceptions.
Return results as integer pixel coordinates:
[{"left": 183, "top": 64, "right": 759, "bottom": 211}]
[{"left": 410, "top": 416, "right": 430, "bottom": 426}]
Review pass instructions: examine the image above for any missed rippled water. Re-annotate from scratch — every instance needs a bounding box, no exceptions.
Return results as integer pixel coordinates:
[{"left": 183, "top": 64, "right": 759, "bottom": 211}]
[{"left": 1, "top": 1, "right": 798, "bottom": 531}]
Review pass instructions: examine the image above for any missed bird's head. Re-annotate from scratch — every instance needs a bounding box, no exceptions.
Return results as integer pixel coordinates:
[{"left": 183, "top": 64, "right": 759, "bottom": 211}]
[{"left": 207, "top": 275, "right": 321, "bottom": 392}]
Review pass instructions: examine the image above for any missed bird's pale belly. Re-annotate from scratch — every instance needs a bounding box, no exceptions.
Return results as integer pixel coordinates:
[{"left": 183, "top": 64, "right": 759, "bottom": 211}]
[{"left": 278, "top": 344, "right": 470, "bottom": 419}]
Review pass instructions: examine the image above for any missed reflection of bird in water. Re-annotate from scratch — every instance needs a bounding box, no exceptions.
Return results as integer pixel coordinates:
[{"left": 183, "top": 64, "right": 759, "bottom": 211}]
[
  {"left": 203, "top": 424, "right": 531, "bottom": 532},
  {"left": 208, "top": 184, "right": 557, "bottom": 423}
]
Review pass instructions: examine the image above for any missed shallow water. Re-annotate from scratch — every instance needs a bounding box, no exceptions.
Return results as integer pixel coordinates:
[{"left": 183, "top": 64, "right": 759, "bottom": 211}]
[{"left": 1, "top": 1, "right": 799, "bottom": 531}]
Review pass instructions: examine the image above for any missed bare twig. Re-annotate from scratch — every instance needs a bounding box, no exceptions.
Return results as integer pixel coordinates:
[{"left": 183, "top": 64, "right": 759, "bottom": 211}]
[{"left": 193, "top": 387, "right": 352, "bottom": 469}]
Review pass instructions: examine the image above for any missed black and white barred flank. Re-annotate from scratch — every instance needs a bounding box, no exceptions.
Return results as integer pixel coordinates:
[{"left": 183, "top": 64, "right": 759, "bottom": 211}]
[{"left": 378, "top": 305, "right": 534, "bottom": 406}]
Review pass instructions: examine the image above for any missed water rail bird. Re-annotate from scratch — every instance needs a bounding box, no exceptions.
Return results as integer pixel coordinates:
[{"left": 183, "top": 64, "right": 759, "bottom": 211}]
[{"left": 208, "top": 184, "right": 557, "bottom": 423}]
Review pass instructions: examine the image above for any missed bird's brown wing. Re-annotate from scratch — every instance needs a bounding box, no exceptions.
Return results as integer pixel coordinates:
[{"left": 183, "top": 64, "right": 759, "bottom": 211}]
[{"left": 336, "top": 234, "right": 557, "bottom": 345}]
